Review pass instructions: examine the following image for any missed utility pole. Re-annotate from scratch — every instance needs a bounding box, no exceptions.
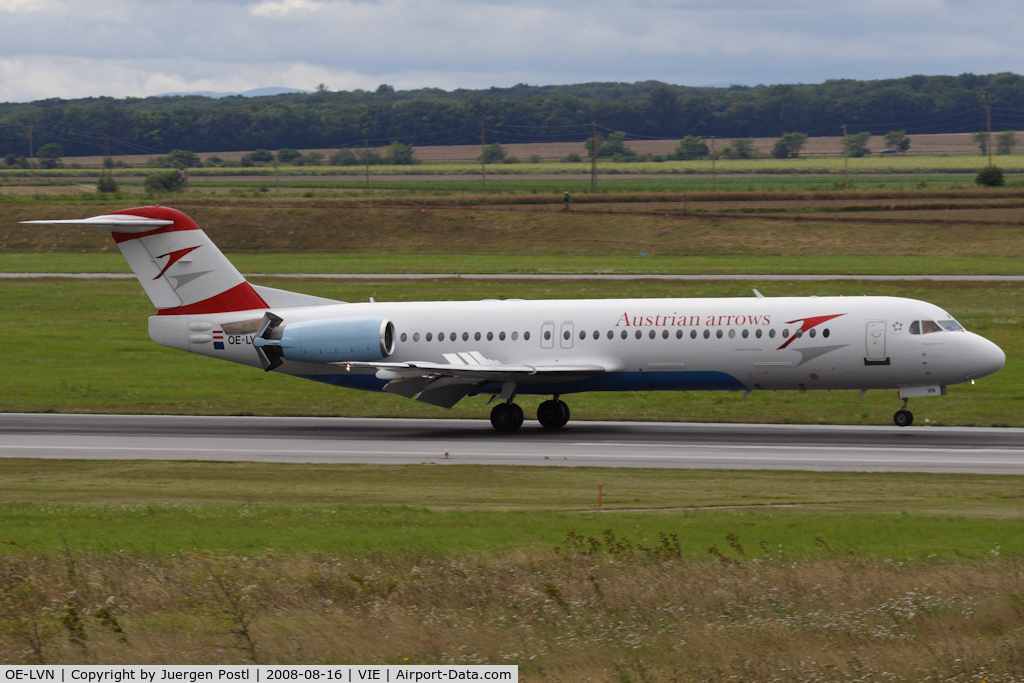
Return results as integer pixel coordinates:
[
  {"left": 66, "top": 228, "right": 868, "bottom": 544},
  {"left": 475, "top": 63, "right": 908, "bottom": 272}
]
[
  {"left": 27, "top": 120, "right": 35, "bottom": 176},
  {"left": 481, "top": 122, "right": 486, "bottom": 190},
  {"left": 364, "top": 140, "right": 370, "bottom": 190},
  {"left": 842, "top": 124, "right": 849, "bottom": 190},
  {"left": 590, "top": 122, "right": 597, "bottom": 191},
  {"left": 986, "top": 106, "right": 993, "bottom": 167},
  {"left": 710, "top": 136, "right": 716, "bottom": 191}
]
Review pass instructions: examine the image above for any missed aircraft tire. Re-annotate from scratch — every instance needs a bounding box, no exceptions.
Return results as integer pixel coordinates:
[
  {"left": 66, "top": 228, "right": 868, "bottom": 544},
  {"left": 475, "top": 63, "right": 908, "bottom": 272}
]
[
  {"left": 538, "top": 399, "right": 570, "bottom": 429},
  {"left": 491, "top": 403, "right": 524, "bottom": 432},
  {"left": 893, "top": 409, "right": 914, "bottom": 427}
]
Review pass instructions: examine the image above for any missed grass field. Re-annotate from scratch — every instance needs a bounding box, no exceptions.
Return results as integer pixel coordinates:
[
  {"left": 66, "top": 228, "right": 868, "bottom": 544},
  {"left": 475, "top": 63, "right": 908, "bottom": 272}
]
[
  {"left": 3, "top": 460, "right": 1024, "bottom": 674},
  {"left": 3, "top": 185, "right": 1024, "bottom": 675},
  {"left": 3, "top": 152, "right": 1024, "bottom": 178}
]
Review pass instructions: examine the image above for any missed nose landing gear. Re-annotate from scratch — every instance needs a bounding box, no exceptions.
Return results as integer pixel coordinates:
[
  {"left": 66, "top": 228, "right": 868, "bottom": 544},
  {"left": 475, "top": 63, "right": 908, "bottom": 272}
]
[{"left": 894, "top": 398, "right": 914, "bottom": 427}]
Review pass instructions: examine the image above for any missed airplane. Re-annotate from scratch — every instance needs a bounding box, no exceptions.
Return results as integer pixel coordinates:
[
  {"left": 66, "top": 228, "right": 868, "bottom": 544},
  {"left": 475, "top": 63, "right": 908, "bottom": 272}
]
[{"left": 24, "top": 205, "right": 1006, "bottom": 432}]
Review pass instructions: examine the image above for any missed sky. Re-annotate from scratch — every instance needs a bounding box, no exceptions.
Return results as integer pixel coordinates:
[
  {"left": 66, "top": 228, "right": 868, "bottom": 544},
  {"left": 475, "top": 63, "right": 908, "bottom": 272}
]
[{"left": 1, "top": 0, "right": 1023, "bottom": 103}]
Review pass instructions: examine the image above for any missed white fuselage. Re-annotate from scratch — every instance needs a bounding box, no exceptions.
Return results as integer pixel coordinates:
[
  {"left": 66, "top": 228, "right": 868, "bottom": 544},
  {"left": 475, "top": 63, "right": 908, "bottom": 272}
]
[{"left": 150, "top": 294, "right": 1005, "bottom": 398}]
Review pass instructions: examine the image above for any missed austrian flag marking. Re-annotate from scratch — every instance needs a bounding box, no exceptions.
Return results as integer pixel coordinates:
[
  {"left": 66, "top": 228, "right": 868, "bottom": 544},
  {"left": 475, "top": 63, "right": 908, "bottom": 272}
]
[{"left": 213, "top": 329, "right": 224, "bottom": 350}]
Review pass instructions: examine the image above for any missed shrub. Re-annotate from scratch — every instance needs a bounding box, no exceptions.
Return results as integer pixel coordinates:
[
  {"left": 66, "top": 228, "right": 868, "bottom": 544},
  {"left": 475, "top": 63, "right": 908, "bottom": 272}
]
[
  {"left": 96, "top": 175, "right": 118, "bottom": 193},
  {"left": 975, "top": 165, "right": 1005, "bottom": 187},
  {"left": 144, "top": 170, "right": 186, "bottom": 193}
]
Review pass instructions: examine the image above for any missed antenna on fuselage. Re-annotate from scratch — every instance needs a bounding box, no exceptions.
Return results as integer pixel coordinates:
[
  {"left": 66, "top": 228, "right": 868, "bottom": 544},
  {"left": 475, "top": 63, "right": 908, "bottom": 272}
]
[{"left": 753, "top": 289, "right": 765, "bottom": 298}]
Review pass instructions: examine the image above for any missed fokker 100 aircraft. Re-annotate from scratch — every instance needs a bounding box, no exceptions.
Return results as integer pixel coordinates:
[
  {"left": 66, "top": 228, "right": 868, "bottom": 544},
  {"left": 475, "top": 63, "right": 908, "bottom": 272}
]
[{"left": 26, "top": 206, "right": 1005, "bottom": 431}]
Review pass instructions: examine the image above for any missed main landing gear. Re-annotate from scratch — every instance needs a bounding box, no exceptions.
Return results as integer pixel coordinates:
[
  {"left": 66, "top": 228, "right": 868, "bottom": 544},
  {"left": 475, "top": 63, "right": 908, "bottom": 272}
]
[
  {"left": 894, "top": 398, "right": 914, "bottom": 427},
  {"left": 489, "top": 396, "right": 571, "bottom": 432}
]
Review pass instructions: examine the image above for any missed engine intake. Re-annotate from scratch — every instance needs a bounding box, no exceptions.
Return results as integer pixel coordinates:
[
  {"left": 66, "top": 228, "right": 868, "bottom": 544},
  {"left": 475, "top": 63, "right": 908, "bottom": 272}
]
[{"left": 253, "top": 314, "right": 395, "bottom": 371}]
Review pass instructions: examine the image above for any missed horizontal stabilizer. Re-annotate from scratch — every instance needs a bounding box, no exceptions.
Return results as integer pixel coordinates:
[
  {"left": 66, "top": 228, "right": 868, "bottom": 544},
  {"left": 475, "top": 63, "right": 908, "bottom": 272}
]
[{"left": 21, "top": 215, "right": 174, "bottom": 233}]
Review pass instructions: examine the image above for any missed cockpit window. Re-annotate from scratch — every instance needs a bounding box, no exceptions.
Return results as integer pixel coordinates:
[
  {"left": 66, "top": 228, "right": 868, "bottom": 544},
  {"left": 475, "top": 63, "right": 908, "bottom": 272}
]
[
  {"left": 910, "top": 320, "right": 938, "bottom": 335},
  {"left": 910, "top": 319, "right": 963, "bottom": 335}
]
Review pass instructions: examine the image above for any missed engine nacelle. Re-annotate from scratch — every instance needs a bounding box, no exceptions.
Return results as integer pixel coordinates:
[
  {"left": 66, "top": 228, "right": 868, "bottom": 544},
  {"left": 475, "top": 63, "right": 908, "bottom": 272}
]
[{"left": 254, "top": 316, "right": 395, "bottom": 367}]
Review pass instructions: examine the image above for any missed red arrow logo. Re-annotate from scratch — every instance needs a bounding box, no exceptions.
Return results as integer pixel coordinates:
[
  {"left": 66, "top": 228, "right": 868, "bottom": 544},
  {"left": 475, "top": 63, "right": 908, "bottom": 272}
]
[{"left": 153, "top": 245, "right": 200, "bottom": 280}]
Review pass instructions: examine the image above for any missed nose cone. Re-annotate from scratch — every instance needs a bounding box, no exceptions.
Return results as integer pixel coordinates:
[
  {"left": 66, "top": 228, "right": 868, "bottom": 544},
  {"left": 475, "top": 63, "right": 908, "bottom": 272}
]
[{"left": 971, "top": 335, "right": 1006, "bottom": 380}]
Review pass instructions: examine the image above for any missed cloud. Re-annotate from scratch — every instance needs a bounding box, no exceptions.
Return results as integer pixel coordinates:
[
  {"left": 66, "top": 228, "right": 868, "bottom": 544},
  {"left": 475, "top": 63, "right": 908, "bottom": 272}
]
[
  {"left": 0, "top": 0, "right": 57, "bottom": 13},
  {"left": 2, "top": 0, "right": 1024, "bottom": 101},
  {"left": 248, "top": 0, "right": 324, "bottom": 18}
]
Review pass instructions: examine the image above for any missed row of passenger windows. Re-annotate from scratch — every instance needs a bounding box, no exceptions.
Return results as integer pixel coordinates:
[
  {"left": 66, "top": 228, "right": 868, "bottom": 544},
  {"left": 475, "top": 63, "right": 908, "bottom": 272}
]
[
  {"left": 398, "top": 327, "right": 832, "bottom": 343},
  {"left": 400, "top": 330, "right": 532, "bottom": 343}
]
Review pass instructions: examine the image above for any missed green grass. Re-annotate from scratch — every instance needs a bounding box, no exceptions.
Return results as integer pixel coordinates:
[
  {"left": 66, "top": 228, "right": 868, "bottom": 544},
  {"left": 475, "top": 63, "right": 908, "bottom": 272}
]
[
  {"left": 3, "top": 252, "right": 1024, "bottom": 275},
  {"left": 1, "top": 460, "right": 1023, "bottom": 560}
]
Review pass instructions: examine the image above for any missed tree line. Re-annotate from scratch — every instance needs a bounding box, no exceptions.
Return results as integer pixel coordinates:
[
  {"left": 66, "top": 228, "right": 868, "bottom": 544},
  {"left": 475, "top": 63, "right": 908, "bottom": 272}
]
[{"left": 3, "top": 73, "right": 1024, "bottom": 159}]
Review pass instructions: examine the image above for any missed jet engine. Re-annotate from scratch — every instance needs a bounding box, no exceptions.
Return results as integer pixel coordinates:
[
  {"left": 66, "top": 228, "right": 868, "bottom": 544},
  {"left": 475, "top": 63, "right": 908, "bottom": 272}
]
[{"left": 253, "top": 313, "right": 395, "bottom": 371}]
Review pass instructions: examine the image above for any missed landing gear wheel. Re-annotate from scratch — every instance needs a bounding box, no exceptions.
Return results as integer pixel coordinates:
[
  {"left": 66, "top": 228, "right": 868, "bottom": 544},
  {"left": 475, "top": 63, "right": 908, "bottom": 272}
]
[
  {"left": 490, "top": 403, "right": 524, "bottom": 432},
  {"left": 537, "top": 399, "right": 571, "bottom": 429},
  {"left": 894, "top": 409, "right": 914, "bottom": 427}
]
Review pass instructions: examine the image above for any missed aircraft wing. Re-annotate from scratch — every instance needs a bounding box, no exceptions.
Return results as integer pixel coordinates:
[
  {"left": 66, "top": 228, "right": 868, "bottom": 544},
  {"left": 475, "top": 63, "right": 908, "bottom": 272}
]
[{"left": 335, "top": 351, "right": 609, "bottom": 408}]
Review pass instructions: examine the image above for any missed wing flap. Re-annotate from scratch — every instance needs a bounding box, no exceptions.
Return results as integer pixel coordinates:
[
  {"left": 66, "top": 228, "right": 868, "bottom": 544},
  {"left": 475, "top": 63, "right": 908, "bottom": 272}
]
[{"left": 336, "top": 354, "right": 610, "bottom": 407}]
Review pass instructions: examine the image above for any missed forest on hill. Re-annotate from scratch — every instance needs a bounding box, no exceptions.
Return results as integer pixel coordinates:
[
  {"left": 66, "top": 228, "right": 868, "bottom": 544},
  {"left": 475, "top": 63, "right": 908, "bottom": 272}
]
[{"left": 2, "top": 73, "right": 1024, "bottom": 159}]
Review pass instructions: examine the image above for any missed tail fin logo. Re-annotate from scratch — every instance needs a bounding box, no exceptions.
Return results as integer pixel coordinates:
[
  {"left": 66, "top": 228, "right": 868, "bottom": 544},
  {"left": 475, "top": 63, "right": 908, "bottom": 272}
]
[{"left": 154, "top": 245, "right": 201, "bottom": 280}]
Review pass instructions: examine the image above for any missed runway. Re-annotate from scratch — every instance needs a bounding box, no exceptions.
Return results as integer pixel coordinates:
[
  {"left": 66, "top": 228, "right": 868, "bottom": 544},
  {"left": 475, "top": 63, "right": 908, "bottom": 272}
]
[
  {"left": 5, "top": 273, "right": 1024, "bottom": 281},
  {"left": 2, "top": 413, "right": 1023, "bottom": 473}
]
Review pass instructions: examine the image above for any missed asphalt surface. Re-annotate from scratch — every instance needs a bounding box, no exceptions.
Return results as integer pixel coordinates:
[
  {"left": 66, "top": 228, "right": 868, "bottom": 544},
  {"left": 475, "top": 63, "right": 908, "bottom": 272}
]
[
  {"left": 2, "top": 413, "right": 1022, "bottom": 473},
  {"left": 5, "top": 273, "right": 1024, "bottom": 281}
]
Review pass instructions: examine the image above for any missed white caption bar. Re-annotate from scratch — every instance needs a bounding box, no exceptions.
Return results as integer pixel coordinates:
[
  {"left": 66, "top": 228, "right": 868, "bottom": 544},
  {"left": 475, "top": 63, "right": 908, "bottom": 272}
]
[{"left": 0, "top": 667, "right": 517, "bottom": 683}]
